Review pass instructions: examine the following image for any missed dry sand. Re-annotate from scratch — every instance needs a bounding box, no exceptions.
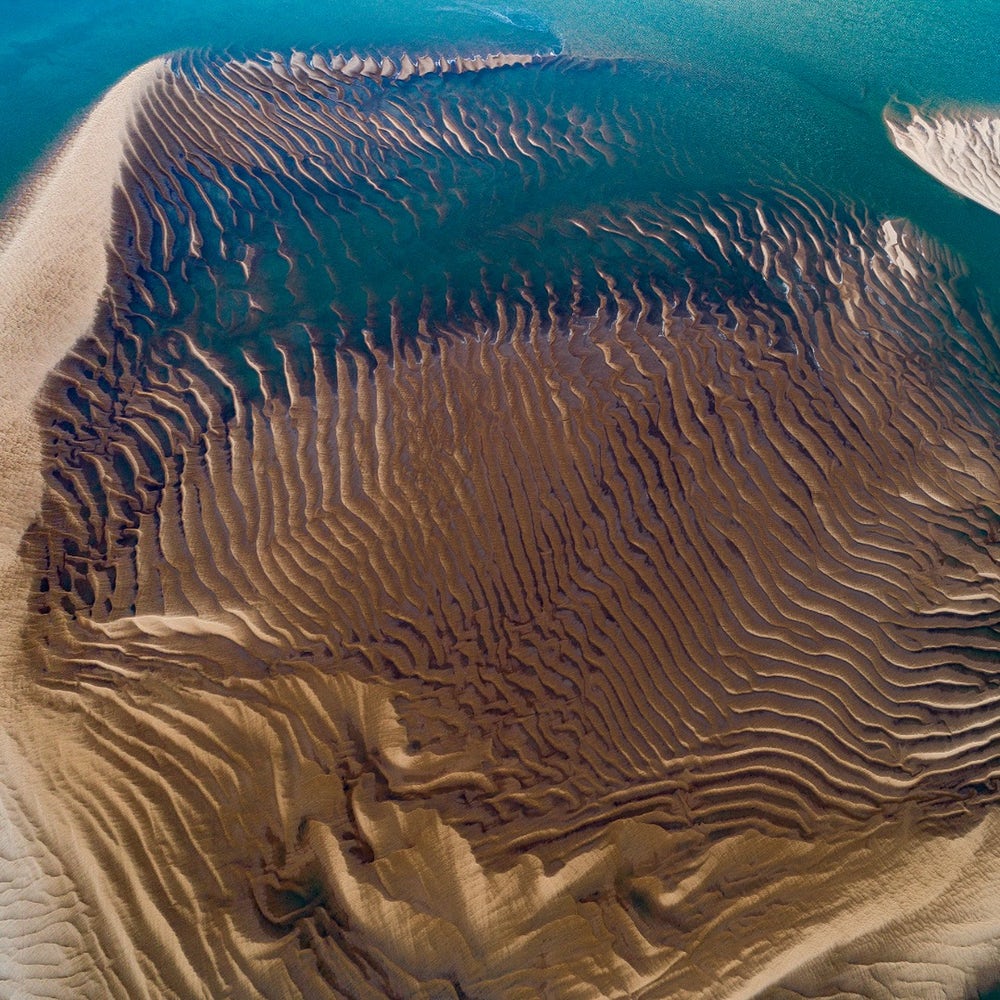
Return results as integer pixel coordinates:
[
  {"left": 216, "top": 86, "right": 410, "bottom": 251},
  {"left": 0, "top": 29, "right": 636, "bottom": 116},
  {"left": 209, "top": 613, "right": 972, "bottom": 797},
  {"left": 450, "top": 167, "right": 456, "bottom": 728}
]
[{"left": 886, "top": 105, "right": 1000, "bottom": 216}]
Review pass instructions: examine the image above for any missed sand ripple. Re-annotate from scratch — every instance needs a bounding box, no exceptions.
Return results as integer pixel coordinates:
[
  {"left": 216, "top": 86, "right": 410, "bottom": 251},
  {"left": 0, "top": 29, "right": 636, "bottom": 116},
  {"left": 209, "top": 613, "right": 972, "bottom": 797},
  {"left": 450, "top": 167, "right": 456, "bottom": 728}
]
[{"left": 5, "top": 49, "right": 1000, "bottom": 1000}]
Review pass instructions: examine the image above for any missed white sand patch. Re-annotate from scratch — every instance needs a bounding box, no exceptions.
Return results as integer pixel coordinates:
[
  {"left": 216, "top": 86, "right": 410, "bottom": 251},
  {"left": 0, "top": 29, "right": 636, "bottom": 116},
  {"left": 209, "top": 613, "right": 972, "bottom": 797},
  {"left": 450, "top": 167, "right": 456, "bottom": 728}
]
[{"left": 886, "top": 105, "right": 1000, "bottom": 217}]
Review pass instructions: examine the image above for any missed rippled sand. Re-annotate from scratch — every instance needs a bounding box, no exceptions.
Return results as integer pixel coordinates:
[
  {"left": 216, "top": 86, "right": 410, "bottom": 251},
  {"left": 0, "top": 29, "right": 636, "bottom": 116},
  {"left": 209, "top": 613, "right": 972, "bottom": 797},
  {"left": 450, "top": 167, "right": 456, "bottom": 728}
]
[{"left": 4, "top": 49, "right": 1000, "bottom": 999}]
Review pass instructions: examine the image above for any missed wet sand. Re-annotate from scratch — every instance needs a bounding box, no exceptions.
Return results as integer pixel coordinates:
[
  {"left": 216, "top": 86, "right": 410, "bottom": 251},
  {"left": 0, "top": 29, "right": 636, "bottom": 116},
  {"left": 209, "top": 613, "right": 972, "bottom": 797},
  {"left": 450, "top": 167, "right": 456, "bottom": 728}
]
[{"left": 5, "top": 48, "right": 1000, "bottom": 1000}]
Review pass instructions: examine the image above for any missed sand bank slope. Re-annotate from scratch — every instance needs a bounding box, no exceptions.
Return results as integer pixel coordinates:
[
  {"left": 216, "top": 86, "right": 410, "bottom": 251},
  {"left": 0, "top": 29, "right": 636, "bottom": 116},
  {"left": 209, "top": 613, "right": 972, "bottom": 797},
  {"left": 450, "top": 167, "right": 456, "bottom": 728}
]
[
  {"left": 0, "top": 57, "right": 166, "bottom": 999},
  {"left": 886, "top": 104, "right": 1000, "bottom": 215},
  {"left": 0, "top": 58, "right": 166, "bottom": 574}
]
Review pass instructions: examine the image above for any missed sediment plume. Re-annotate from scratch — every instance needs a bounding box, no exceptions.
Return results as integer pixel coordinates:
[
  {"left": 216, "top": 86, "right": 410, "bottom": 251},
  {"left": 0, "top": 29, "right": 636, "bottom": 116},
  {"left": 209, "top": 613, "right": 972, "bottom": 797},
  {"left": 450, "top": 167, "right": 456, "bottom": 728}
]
[
  {"left": 4, "top": 48, "right": 1000, "bottom": 999},
  {"left": 886, "top": 103, "right": 1000, "bottom": 216}
]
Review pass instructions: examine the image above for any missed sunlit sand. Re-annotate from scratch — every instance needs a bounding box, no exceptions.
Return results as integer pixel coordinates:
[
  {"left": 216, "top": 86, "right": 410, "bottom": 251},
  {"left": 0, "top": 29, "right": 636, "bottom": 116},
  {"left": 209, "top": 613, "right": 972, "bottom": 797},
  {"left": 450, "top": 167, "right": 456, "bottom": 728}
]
[{"left": 3, "top": 48, "right": 1000, "bottom": 1000}]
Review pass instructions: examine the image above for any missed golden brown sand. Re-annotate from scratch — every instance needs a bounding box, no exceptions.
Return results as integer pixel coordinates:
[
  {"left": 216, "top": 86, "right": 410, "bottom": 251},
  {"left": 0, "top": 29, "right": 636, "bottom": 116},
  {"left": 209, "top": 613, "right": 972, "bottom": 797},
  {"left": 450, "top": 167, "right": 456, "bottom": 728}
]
[{"left": 5, "top": 50, "right": 1000, "bottom": 999}]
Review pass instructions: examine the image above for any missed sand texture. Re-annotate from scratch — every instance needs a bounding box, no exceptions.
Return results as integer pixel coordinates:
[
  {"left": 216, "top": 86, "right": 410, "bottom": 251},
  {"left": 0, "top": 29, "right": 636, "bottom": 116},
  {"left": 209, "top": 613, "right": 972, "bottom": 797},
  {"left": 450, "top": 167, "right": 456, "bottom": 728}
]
[
  {"left": 0, "top": 57, "right": 167, "bottom": 675},
  {"left": 887, "top": 103, "right": 1000, "bottom": 216},
  {"left": 4, "top": 49, "right": 1000, "bottom": 999}
]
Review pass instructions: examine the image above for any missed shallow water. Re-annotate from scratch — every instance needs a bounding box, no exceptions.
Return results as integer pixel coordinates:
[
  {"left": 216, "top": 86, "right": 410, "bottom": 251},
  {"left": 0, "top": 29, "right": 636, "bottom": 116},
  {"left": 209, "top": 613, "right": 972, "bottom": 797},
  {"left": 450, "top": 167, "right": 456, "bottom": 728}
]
[{"left": 2, "top": 0, "right": 998, "bottom": 296}]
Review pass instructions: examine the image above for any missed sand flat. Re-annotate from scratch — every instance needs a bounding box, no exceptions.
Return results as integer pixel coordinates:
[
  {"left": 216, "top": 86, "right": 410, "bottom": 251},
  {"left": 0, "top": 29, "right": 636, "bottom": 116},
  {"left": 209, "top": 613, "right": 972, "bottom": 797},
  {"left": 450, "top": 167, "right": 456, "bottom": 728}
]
[
  {"left": 0, "top": 59, "right": 171, "bottom": 994},
  {"left": 6, "top": 47, "right": 1000, "bottom": 998}
]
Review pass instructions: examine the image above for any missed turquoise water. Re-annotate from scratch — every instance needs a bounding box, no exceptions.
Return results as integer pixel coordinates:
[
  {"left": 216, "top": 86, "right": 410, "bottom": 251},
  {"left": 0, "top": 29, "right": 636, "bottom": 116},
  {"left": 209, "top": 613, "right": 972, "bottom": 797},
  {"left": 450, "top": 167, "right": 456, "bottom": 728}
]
[{"left": 2, "top": 0, "right": 999, "bottom": 295}]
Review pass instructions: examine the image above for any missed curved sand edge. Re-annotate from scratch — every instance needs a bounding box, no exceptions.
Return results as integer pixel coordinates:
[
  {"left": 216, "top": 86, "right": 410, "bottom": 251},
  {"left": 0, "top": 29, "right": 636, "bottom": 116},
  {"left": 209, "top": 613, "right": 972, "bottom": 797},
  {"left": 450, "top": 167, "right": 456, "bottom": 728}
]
[
  {"left": 886, "top": 104, "right": 1000, "bottom": 216},
  {"left": 0, "top": 56, "right": 170, "bottom": 994},
  {"left": 0, "top": 57, "right": 168, "bottom": 668}
]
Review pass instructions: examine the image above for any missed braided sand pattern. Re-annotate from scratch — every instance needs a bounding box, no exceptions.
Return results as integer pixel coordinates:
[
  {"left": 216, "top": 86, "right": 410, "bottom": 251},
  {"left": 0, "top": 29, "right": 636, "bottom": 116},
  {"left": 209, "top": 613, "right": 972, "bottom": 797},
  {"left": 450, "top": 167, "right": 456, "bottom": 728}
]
[{"left": 7, "top": 51, "right": 1000, "bottom": 999}]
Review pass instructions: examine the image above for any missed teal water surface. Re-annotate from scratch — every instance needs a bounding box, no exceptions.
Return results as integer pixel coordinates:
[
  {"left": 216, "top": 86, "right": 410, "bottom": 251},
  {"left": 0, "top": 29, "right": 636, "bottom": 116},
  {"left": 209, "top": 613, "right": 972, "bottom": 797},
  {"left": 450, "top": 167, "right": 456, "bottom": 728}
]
[{"left": 2, "top": 0, "right": 999, "bottom": 296}]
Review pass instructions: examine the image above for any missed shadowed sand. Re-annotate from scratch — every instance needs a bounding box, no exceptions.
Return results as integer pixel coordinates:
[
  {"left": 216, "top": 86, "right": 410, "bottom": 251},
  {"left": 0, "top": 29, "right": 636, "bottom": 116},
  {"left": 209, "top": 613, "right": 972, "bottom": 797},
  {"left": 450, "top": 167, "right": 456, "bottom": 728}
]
[
  {"left": 5, "top": 48, "right": 1000, "bottom": 999},
  {"left": 886, "top": 103, "right": 1000, "bottom": 216}
]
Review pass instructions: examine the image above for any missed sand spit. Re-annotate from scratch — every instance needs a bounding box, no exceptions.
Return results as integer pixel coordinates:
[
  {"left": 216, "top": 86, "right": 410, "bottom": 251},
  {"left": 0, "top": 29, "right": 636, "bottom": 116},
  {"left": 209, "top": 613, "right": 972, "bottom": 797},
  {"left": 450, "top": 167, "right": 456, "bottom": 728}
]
[
  {"left": 8, "top": 48, "right": 1000, "bottom": 999},
  {"left": 886, "top": 103, "right": 1000, "bottom": 216},
  {"left": 0, "top": 57, "right": 167, "bottom": 622},
  {"left": 0, "top": 55, "right": 168, "bottom": 999}
]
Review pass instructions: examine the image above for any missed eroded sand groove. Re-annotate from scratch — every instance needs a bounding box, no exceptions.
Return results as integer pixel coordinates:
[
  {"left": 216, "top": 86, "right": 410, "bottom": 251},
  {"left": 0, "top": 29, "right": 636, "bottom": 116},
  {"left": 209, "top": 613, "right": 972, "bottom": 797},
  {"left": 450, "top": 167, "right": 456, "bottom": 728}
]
[{"left": 8, "top": 49, "right": 1000, "bottom": 999}]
